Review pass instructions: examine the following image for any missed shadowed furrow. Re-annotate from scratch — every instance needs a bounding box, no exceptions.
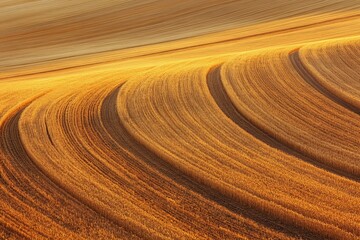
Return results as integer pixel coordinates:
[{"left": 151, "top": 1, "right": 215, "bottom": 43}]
[
  {"left": 118, "top": 61, "right": 360, "bottom": 239},
  {"left": 24, "top": 72, "right": 298, "bottom": 239},
  {"left": 19, "top": 74, "right": 293, "bottom": 239},
  {"left": 222, "top": 47, "right": 360, "bottom": 178},
  {"left": 299, "top": 39, "right": 360, "bottom": 111},
  {"left": 103, "top": 84, "right": 303, "bottom": 239},
  {"left": 18, "top": 79, "right": 160, "bottom": 239},
  {"left": 207, "top": 65, "right": 360, "bottom": 182},
  {"left": 0, "top": 96, "right": 133, "bottom": 239},
  {"left": 289, "top": 50, "right": 360, "bottom": 114},
  {"left": 2, "top": 1, "right": 360, "bottom": 239}
]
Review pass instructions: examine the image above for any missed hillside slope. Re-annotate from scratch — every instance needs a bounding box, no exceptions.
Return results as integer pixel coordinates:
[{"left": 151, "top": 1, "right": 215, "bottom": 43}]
[{"left": 1, "top": 1, "right": 360, "bottom": 239}]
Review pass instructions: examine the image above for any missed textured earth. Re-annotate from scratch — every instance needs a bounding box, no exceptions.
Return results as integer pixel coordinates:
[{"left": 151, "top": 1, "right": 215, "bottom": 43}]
[{"left": 1, "top": 1, "right": 360, "bottom": 239}]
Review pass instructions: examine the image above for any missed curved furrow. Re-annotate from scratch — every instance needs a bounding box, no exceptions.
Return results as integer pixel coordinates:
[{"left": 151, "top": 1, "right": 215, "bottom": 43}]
[
  {"left": 222, "top": 48, "right": 360, "bottom": 178},
  {"left": 0, "top": 96, "right": 77, "bottom": 239},
  {"left": 101, "top": 84, "right": 296, "bottom": 239},
  {"left": 289, "top": 50, "right": 360, "bottom": 114},
  {"left": 207, "top": 65, "right": 360, "bottom": 182},
  {"left": 19, "top": 80, "right": 158, "bottom": 239},
  {"left": 0, "top": 220, "right": 30, "bottom": 240},
  {"left": 19, "top": 71, "right": 292, "bottom": 239},
  {"left": 118, "top": 61, "right": 360, "bottom": 239},
  {"left": 299, "top": 40, "right": 360, "bottom": 111},
  {"left": 0, "top": 95, "right": 132, "bottom": 239},
  {"left": 2, "top": 2, "right": 360, "bottom": 238}
]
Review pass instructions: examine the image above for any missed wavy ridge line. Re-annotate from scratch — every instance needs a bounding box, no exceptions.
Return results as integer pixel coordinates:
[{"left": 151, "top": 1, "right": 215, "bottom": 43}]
[
  {"left": 207, "top": 65, "right": 360, "bottom": 182},
  {"left": 102, "top": 85, "right": 305, "bottom": 239},
  {"left": 14, "top": 80, "right": 287, "bottom": 239},
  {"left": 221, "top": 48, "right": 360, "bottom": 178},
  {"left": 118, "top": 64, "right": 359, "bottom": 239},
  {"left": 0, "top": 94, "right": 139, "bottom": 239},
  {"left": 289, "top": 50, "right": 360, "bottom": 114}
]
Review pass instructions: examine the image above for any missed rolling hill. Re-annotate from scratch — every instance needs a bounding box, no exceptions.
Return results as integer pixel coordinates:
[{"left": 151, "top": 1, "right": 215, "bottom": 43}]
[{"left": 1, "top": 1, "right": 360, "bottom": 239}]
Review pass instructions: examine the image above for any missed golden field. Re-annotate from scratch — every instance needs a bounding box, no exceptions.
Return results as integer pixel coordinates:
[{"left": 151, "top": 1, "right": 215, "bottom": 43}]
[{"left": 1, "top": 1, "right": 360, "bottom": 239}]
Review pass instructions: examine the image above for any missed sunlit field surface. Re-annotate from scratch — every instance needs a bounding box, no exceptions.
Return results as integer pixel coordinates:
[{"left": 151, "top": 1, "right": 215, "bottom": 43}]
[{"left": 1, "top": 1, "right": 360, "bottom": 239}]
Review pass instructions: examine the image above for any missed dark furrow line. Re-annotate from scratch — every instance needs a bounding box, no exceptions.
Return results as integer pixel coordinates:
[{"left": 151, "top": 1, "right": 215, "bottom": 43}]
[
  {"left": 289, "top": 50, "right": 360, "bottom": 114},
  {"left": 103, "top": 85, "right": 320, "bottom": 239},
  {"left": 206, "top": 66, "right": 359, "bottom": 182},
  {"left": 0, "top": 99, "right": 143, "bottom": 239},
  {"left": 207, "top": 65, "right": 360, "bottom": 238},
  {"left": 2, "top": 13, "right": 359, "bottom": 81},
  {"left": 0, "top": 104, "right": 73, "bottom": 239},
  {"left": 45, "top": 120, "right": 54, "bottom": 146},
  {"left": 0, "top": 221, "right": 31, "bottom": 240},
  {"left": 59, "top": 85, "right": 240, "bottom": 239}
]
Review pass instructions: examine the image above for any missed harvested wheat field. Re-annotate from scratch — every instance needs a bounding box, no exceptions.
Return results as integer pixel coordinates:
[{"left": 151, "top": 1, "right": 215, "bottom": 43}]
[{"left": 1, "top": 0, "right": 360, "bottom": 239}]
